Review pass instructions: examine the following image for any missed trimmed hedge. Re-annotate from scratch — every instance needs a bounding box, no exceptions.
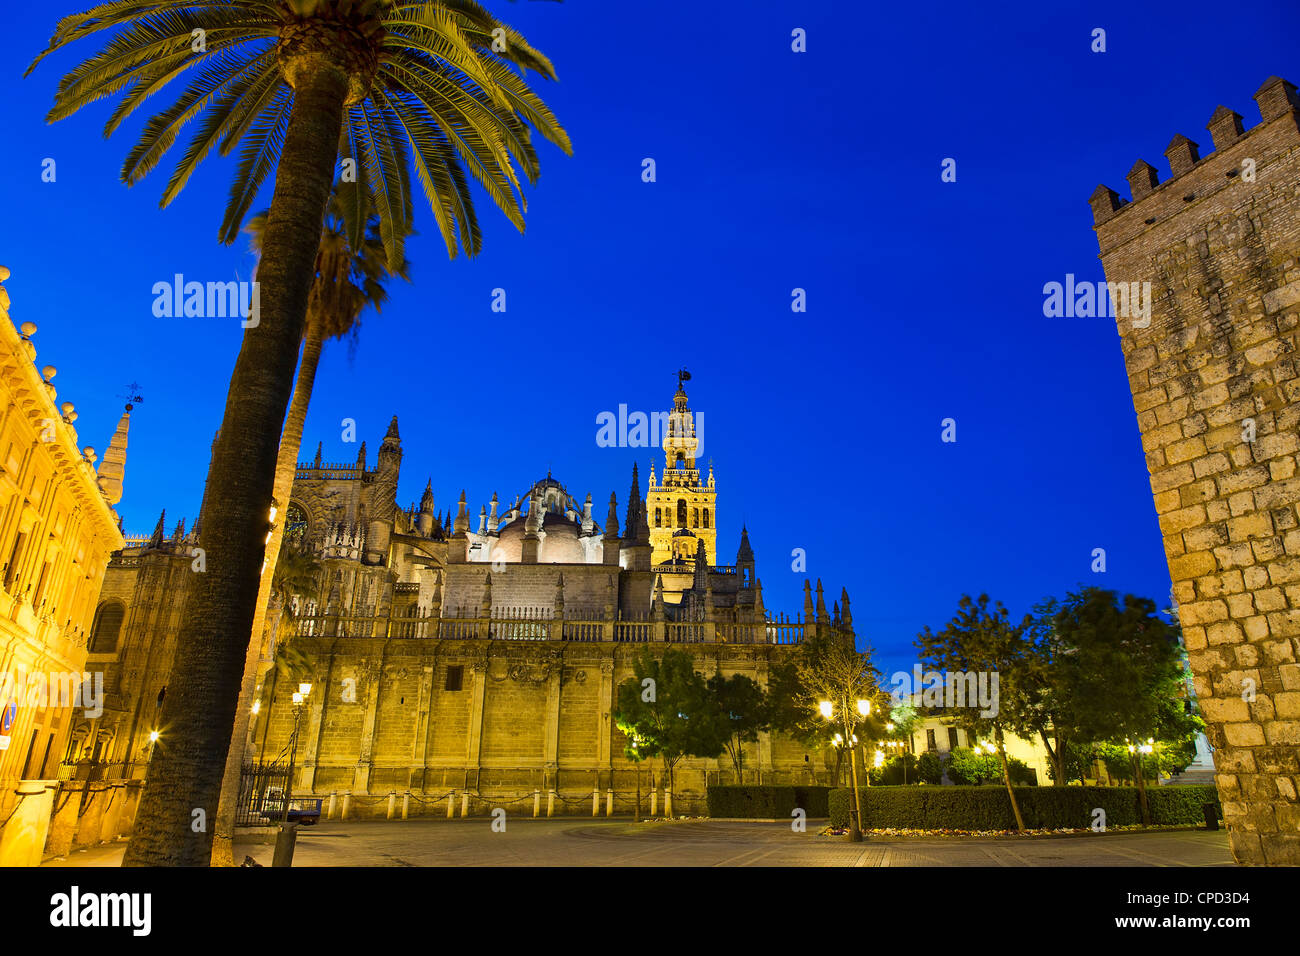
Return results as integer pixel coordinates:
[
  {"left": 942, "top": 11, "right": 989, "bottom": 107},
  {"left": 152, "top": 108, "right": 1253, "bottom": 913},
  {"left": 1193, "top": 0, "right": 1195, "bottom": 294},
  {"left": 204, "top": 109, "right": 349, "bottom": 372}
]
[
  {"left": 1146, "top": 786, "right": 1224, "bottom": 825},
  {"left": 707, "top": 785, "right": 830, "bottom": 818},
  {"left": 828, "top": 785, "right": 1222, "bottom": 830}
]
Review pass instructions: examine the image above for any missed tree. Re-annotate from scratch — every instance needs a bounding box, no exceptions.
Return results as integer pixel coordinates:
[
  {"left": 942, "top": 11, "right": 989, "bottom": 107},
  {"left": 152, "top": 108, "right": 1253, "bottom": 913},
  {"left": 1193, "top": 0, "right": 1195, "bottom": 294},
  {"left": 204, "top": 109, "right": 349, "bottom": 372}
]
[
  {"left": 613, "top": 647, "right": 726, "bottom": 810},
  {"left": 916, "top": 751, "right": 944, "bottom": 785},
  {"left": 705, "top": 672, "right": 767, "bottom": 784},
  {"left": 31, "top": 1, "right": 570, "bottom": 865},
  {"left": 768, "top": 629, "right": 882, "bottom": 788},
  {"left": 1032, "top": 588, "right": 1202, "bottom": 818},
  {"left": 916, "top": 594, "right": 1032, "bottom": 831},
  {"left": 794, "top": 634, "right": 882, "bottom": 836},
  {"left": 211, "top": 184, "right": 408, "bottom": 865}
]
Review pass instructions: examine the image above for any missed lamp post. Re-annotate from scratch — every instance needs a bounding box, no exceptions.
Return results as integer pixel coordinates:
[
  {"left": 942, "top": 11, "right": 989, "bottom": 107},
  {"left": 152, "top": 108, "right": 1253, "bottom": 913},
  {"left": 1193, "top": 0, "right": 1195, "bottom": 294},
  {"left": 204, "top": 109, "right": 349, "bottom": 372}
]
[
  {"left": 273, "top": 682, "right": 311, "bottom": 867},
  {"left": 820, "top": 697, "right": 869, "bottom": 842}
]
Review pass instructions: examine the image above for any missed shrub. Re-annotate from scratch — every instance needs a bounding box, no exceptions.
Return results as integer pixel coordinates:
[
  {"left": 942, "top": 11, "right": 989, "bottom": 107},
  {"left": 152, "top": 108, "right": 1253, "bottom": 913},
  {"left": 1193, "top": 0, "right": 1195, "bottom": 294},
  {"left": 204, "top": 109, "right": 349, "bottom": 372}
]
[
  {"left": 946, "top": 747, "right": 1000, "bottom": 785},
  {"left": 869, "top": 753, "right": 917, "bottom": 786},
  {"left": 916, "top": 751, "right": 944, "bottom": 784},
  {"left": 827, "top": 784, "right": 1219, "bottom": 830},
  {"left": 1147, "top": 786, "right": 1221, "bottom": 825},
  {"left": 707, "top": 785, "right": 830, "bottom": 818}
]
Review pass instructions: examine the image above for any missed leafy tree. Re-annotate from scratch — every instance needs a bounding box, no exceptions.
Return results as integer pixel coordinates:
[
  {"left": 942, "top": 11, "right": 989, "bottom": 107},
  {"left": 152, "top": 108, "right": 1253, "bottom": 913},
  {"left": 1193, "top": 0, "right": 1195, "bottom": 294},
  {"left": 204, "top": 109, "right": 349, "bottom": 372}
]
[
  {"left": 1045, "top": 741, "right": 1098, "bottom": 785},
  {"left": 916, "top": 750, "right": 944, "bottom": 785},
  {"left": 1025, "top": 588, "right": 1192, "bottom": 788},
  {"left": 705, "top": 672, "right": 767, "bottom": 783},
  {"left": 767, "top": 631, "right": 848, "bottom": 783},
  {"left": 1034, "top": 589, "right": 1201, "bottom": 820},
  {"left": 916, "top": 594, "right": 1033, "bottom": 830},
  {"left": 614, "top": 647, "right": 726, "bottom": 804},
  {"left": 31, "top": 0, "right": 570, "bottom": 866}
]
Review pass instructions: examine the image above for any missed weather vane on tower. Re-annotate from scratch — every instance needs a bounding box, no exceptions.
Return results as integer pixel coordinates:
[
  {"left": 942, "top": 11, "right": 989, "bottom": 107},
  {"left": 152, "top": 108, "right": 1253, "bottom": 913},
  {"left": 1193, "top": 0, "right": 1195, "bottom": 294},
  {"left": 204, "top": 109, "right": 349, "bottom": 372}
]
[{"left": 117, "top": 381, "right": 144, "bottom": 411}]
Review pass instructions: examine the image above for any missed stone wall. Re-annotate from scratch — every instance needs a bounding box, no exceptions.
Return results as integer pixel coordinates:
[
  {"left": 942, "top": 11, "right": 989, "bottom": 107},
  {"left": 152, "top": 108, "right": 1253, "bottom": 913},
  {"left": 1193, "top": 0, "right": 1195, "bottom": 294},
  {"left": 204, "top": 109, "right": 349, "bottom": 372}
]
[
  {"left": 1090, "top": 76, "right": 1300, "bottom": 865},
  {"left": 254, "top": 638, "right": 809, "bottom": 817}
]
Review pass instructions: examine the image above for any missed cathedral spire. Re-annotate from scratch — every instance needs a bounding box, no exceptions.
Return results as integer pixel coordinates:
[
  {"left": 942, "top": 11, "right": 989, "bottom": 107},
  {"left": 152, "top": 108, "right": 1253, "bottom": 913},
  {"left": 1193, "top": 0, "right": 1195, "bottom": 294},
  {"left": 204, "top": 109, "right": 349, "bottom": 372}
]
[
  {"left": 96, "top": 403, "right": 132, "bottom": 506},
  {"left": 623, "top": 463, "right": 642, "bottom": 540},
  {"left": 605, "top": 491, "right": 620, "bottom": 539},
  {"left": 693, "top": 537, "right": 709, "bottom": 590},
  {"left": 149, "top": 509, "right": 166, "bottom": 548},
  {"left": 453, "top": 490, "right": 469, "bottom": 535}
]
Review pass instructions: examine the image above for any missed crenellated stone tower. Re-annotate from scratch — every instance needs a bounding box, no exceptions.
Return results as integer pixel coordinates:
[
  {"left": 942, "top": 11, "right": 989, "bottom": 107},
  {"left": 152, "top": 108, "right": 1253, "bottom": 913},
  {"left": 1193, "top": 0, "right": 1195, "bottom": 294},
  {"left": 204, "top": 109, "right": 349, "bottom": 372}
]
[{"left": 1090, "top": 76, "right": 1300, "bottom": 866}]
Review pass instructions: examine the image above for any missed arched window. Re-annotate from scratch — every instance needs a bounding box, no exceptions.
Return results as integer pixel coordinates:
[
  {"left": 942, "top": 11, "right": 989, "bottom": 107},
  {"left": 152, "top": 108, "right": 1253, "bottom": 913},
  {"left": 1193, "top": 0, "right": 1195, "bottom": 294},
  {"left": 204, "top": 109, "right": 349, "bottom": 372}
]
[
  {"left": 677, "top": 499, "right": 687, "bottom": 527},
  {"left": 703, "top": 509, "right": 710, "bottom": 529},
  {"left": 655, "top": 508, "right": 662, "bottom": 527},
  {"left": 89, "top": 601, "right": 125, "bottom": 653},
  {"left": 285, "top": 501, "right": 309, "bottom": 549},
  {"left": 692, "top": 508, "right": 699, "bottom": 528}
]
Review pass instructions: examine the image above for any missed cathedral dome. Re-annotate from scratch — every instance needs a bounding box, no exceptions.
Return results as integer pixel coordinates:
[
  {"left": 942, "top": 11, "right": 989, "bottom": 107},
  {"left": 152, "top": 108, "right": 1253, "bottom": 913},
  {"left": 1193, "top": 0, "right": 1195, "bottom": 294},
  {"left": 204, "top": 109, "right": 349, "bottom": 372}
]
[{"left": 492, "top": 510, "right": 588, "bottom": 563}]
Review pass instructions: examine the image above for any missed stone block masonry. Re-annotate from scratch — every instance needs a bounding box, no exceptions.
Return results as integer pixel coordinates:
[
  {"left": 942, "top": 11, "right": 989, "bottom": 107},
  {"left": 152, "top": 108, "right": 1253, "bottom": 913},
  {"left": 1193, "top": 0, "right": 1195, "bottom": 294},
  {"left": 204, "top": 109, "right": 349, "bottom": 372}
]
[{"left": 1091, "top": 77, "right": 1300, "bottom": 865}]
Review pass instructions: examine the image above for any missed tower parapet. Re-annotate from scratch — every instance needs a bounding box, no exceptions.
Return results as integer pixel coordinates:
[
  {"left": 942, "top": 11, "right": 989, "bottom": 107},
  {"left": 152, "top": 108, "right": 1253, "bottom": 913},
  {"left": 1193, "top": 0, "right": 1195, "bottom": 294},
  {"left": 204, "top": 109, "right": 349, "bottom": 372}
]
[{"left": 1089, "top": 76, "right": 1300, "bottom": 866}]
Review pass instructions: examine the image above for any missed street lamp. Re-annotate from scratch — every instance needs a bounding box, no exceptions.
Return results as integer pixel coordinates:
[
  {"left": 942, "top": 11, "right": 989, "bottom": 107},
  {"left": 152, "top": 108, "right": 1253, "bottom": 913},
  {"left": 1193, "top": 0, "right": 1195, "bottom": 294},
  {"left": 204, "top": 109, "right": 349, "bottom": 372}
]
[
  {"left": 820, "top": 698, "right": 868, "bottom": 843},
  {"left": 273, "top": 682, "right": 312, "bottom": 868}
]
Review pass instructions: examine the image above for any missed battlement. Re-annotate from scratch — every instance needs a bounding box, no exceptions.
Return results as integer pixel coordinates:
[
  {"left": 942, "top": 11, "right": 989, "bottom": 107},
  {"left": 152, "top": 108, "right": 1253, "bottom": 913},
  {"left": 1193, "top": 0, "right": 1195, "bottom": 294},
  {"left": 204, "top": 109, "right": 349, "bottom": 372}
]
[{"left": 1089, "top": 76, "right": 1300, "bottom": 237}]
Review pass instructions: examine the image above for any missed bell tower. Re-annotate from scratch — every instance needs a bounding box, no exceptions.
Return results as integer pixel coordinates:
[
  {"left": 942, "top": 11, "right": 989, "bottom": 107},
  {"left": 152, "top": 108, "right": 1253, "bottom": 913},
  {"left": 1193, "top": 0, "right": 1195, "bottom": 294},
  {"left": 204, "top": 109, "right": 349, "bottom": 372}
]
[{"left": 647, "top": 371, "right": 716, "bottom": 570}]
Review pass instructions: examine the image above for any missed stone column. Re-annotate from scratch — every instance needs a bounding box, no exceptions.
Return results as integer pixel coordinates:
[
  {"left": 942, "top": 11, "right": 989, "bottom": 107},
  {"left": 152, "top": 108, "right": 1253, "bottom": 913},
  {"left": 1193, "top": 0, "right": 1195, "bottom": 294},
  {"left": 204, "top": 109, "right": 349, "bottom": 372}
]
[
  {"left": 465, "top": 658, "right": 489, "bottom": 791},
  {"left": 354, "top": 660, "right": 383, "bottom": 795},
  {"left": 408, "top": 663, "right": 434, "bottom": 791},
  {"left": 597, "top": 658, "right": 615, "bottom": 770}
]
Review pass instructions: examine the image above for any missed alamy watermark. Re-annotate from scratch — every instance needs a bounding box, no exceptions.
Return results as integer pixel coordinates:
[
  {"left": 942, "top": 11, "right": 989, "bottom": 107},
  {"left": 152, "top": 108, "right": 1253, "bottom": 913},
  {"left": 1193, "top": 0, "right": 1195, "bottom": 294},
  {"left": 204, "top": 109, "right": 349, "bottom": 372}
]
[
  {"left": 889, "top": 664, "right": 999, "bottom": 718},
  {"left": 1, "top": 670, "right": 104, "bottom": 719},
  {"left": 595, "top": 404, "right": 705, "bottom": 456},
  {"left": 151, "top": 274, "right": 260, "bottom": 327},
  {"left": 1043, "top": 274, "right": 1152, "bottom": 328}
]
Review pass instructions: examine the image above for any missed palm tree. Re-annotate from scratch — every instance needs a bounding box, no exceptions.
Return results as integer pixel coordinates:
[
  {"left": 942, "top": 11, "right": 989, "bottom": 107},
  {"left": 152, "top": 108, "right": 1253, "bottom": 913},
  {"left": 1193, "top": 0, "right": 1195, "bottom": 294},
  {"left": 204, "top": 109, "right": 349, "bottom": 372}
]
[
  {"left": 211, "top": 187, "right": 408, "bottom": 866},
  {"left": 29, "top": 0, "right": 570, "bottom": 865}
]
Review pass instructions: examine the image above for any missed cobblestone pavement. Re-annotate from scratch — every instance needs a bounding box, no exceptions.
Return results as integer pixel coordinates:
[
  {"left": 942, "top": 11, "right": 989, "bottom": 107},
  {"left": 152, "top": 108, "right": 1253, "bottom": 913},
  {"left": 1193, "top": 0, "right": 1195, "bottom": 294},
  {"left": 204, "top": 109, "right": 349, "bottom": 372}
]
[{"left": 43, "top": 820, "right": 1234, "bottom": 867}]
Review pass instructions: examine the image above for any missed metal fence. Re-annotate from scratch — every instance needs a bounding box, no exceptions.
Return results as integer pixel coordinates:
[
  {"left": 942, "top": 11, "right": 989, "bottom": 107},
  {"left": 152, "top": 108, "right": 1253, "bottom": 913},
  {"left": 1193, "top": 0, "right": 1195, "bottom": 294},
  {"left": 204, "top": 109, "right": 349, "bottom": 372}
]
[{"left": 235, "top": 760, "right": 291, "bottom": 827}]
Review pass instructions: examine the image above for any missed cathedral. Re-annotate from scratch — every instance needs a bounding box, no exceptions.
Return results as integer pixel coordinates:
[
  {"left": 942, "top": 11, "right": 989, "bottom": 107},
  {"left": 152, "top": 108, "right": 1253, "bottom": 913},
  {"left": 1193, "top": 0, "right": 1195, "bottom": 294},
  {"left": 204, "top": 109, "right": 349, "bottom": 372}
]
[{"left": 80, "top": 377, "right": 856, "bottom": 816}]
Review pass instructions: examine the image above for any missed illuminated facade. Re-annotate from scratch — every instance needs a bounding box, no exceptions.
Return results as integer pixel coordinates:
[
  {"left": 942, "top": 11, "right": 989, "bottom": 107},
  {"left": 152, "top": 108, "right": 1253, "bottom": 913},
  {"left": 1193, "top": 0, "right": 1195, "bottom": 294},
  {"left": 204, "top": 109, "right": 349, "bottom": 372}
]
[{"left": 0, "top": 265, "right": 126, "bottom": 865}]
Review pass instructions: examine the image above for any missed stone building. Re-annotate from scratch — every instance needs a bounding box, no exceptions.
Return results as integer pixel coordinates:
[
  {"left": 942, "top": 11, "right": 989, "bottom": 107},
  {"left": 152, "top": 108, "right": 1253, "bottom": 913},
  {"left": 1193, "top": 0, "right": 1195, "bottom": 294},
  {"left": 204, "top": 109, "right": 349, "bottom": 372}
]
[
  {"left": 87, "top": 378, "right": 852, "bottom": 817},
  {"left": 1090, "top": 76, "right": 1300, "bottom": 865},
  {"left": 0, "top": 265, "right": 126, "bottom": 865}
]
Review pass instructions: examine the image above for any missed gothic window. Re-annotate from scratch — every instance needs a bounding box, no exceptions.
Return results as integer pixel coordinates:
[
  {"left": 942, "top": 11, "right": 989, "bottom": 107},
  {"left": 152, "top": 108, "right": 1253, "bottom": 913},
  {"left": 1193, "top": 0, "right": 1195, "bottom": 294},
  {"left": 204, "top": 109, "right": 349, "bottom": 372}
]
[
  {"left": 702, "top": 509, "right": 710, "bottom": 529},
  {"left": 655, "top": 508, "right": 661, "bottom": 527},
  {"left": 285, "top": 502, "right": 309, "bottom": 549},
  {"left": 692, "top": 508, "right": 699, "bottom": 528},
  {"left": 89, "top": 601, "right": 125, "bottom": 653},
  {"left": 677, "top": 499, "right": 687, "bottom": 527}
]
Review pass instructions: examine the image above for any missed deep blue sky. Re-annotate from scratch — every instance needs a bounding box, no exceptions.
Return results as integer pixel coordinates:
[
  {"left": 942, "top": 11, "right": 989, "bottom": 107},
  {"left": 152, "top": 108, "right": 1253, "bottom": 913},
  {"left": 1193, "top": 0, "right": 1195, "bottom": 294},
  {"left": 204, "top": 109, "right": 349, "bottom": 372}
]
[{"left": 2, "top": 1, "right": 1296, "bottom": 676}]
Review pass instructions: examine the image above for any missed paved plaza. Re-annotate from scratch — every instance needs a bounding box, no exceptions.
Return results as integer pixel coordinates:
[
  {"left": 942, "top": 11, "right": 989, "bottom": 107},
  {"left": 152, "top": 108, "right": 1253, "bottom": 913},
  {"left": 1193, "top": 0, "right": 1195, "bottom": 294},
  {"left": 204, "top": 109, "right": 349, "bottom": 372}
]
[{"left": 44, "top": 820, "right": 1234, "bottom": 867}]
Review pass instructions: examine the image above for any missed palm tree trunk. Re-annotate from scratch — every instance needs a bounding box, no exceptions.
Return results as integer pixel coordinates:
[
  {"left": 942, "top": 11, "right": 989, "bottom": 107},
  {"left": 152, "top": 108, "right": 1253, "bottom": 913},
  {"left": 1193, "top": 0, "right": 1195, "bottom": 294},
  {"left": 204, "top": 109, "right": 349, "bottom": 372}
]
[
  {"left": 210, "top": 321, "right": 327, "bottom": 865},
  {"left": 123, "top": 63, "right": 348, "bottom": 866}
]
